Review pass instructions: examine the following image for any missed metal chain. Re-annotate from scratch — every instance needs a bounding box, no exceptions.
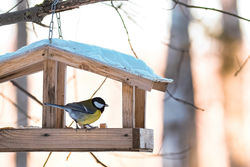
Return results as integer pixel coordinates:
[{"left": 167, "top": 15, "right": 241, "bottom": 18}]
[
  {"left": 56, "top": 12, "right": 63, "bottom": 39},
  {"left": 48, "top": 0, "right": 63, "bottom": 43}
]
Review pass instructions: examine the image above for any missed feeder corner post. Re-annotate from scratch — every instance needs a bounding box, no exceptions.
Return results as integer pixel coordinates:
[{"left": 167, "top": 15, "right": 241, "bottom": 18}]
[
  {"left": 42, "top": 50, "right": 66, "bottom": 128},
  {"left": 122, "top": 83, "right": 146, "bottom": 128}
]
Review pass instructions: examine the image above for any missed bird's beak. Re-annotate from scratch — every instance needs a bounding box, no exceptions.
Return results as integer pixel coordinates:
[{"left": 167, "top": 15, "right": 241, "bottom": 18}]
[{"left": 105, "top": 104, "right": 109, "bottom": 107}]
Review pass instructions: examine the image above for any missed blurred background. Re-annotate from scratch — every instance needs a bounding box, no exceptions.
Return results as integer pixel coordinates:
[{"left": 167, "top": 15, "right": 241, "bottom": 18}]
[{"left": 0, "top": 0, "right": 250, "bottom": 166}]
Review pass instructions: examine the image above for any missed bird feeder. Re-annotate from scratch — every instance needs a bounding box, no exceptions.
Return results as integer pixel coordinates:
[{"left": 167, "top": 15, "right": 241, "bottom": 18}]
[{"left": 0, "top": 39, "right": 172, "bottom": 152}]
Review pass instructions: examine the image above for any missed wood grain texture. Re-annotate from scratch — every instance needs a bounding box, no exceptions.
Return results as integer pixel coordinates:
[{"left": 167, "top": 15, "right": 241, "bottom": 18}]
[
  {"left": 0, "top": 128, "right": 153, "bottom": 152},
  {"left": 0, "top": 62, "right": 43, "bottom": 83},
  {"left": 0, "top": 48, "right": 45, "bottom": 81},
  {"left": 43, "top": 58, "right": 58, "bottom": 128},
  {"left": 122, "top": 83, "right": 135, "bottom": 128},
  {"left": 49, "top": 47, "right": 155, "bottom": 91},
  {"left": 56, "top": 62, "right": 66, "bottom": 128},
  {"left": 135, "top": 87, "right": 146, "bottom": 128}
]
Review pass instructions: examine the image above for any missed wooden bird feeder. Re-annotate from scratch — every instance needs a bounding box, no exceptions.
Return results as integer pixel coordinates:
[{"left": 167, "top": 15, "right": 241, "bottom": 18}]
[{"left": 0, "top": 39, "right": 172, "bottom": 152}]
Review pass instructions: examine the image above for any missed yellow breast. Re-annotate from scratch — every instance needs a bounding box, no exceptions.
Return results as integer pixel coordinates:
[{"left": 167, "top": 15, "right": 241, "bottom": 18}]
[{"left": 78, "top": 110, "right": 102, "bottom": 125}]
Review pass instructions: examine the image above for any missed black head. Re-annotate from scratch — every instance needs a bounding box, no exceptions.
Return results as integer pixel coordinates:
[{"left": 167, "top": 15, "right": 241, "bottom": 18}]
[{"left": 92, "top": 97, "right": 108, "bottom": 113}]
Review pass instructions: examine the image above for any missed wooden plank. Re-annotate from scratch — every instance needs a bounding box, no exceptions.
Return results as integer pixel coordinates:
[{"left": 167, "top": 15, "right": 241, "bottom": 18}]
[
  {"left": 152, "top": 82, "right": 169, "bottom": 92},
  {"left": 135, "top": 87, "right": 146, "bottom": 128},
  {"left": 0, "top": 62, "right": 43, "bottom": 83},
  {"left": 0, "top": 48, "right": 45, "bottom": 77},
  {"left": 133, "top": 128, "right": 153, "bottom": 151},
  {"left": 122, "top": 83, "right": 135, "bottom": 128},
  {"left": 43, "top": 58, "right": 58, "bottom": 128},
  {"left": 49, "top": 47, "right": 154, "bottom": 91},
  {"left": 0, "top": 128, "right": 153, "bottom": 152},
  {"left": 56, "top": 62, "right": 66, "bottom": 128}
]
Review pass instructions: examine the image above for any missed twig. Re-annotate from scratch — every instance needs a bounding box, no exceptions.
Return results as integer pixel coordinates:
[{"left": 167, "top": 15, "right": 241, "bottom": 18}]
[
  {"left": 165, "top": 89, "right": 205, "bottom": 111},
  {"left": 172, "top": 0, "right": 250, "bottom": 23},
  {"left": 111, "top": 0, "right": 138, "bottom": 58},
  {"left": 234, "top": 55, "right": 250, "bottom": 76},
  {"left": 91, "top": 77, "right": 107, "bottom": 98},
  {"left": 6, "top": 0, "right": 25, "bottom": 13},
  {"left": 10, "top": 80, "right": 43, "bottom": 106},
  {"left": 0, "top": 93, "right": 38, "bottom": 122},
  {"left": 90, "top": 152, "right": 108, "bottom": 167},
  {"left": 164, "top": 42, "right": 189, "bottom": 53},
  {"left": 43, "top": 152, "right": 52, "bottom": 167}
]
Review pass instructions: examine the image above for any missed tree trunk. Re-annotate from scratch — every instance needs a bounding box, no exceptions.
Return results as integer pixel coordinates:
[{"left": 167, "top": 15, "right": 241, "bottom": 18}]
[
  {"left": 219, "top": 0, "right": 246, "bottom": 166},
  {"left": 162, "top": 1, "right": 196, "bottom": 167},
  {"left": 15, "top": 1, "right": 28, "bottom": 167}
]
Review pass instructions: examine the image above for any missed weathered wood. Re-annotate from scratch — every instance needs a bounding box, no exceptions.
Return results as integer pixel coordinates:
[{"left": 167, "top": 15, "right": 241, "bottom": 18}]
[
  {"left": 49, "top": 47, "right": 154, "bottom": 91},
  {"left": 0, "top": 62, "right": 43, "bottom": 83},
  {"left": 0, "top": 48, "right": 45, "bottom": 81},
  {"left": 43, "top": 58, "right": 58, "bottom": 128},
  {"left": 56, "top": 62, "right": 66, "bottom": 128},
  {"left": 0, "top": 128, "right": 153, "bottom": 152},
  {"left": 122, "top": 83, "right": 135, "bottom": 128},
  {"left": 152, "top": 81, "right": 168, "bottom": 92},
  {"left": 135, "top": 87, "right": 146, "bottom": 128},
  {"left": 133, "top": 128, "right": 153, "bottom": 151},
  {"left": 0, "top": 0, "right": 124, "bottom": 26}
]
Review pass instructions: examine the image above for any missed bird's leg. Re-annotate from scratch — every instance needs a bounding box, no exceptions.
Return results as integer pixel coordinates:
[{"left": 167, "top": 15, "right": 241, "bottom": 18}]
[{"left": 75, "top": 121, "right": 80, "bottom": 130}]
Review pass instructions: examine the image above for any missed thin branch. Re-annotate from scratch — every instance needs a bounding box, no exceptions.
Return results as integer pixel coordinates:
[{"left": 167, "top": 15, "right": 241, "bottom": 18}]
[
  {"left": 0, "top": 93, "right": 38, "bottom": 122},
  {"left": 0, "top": 0, "right": 125, "bottom": 26},
  {"left": 43, "top": 152, "right": 52, "bottom": 167},
  {"left": 91, "top": 77, "right": 107, "bottom": 98},
  {"left": 165, "top": 89, "right": 205, "bottom": 111},
  {"left": 234, "top": 55, "right": 250, "bottom": 76},
  {"left": 10, "top": 80, "right": 43, "bottom": 106},
  {"left": 6, "top": 0, "right": 25, "bottom": 13},
  {"left": 164, "top": 42, "right": 189, "bottom": 53},
  {"left": 172, "top": 0, "right": 250, "bottom": 23},
  {"left": 90, "top": 152, "right": 108, "bottom": 167},
  {"left": 111, "top": 0, "right": 138, "bottom": 58}
]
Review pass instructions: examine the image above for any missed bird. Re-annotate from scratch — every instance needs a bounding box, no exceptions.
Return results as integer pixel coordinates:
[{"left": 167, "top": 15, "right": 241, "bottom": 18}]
[{"left": 44, "top": 97, "right": 108, "bottom": 129}]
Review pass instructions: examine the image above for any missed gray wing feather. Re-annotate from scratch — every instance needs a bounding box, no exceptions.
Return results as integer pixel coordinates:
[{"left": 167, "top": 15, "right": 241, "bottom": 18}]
[{"left": 65, "top": 103, "right": 94, "bottom": 114}]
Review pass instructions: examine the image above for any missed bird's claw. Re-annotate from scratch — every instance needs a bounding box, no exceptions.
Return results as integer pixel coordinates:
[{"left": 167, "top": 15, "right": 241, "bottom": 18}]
[{"left": 82, "top": 124, "right": 98, "bottom": 129}]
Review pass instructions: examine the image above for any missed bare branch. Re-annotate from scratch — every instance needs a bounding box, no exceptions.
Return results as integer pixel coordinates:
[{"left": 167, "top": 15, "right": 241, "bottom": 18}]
[
  {"left": 111, "top": 0, "right": 138, "bottom": 58},
  {"left": 6, "top": 0, "right": 25, "bottom": 13},
  {"left": 90, "top": 77, "right": 107, "bottom": 98},
  {"left": 43, "top": 152, "right": 52, "bottom": 167},
  {"left": 0, "top": 0, "right": 125, "bottom": 26},
  {"left": 10, "top": 80, "right": 43, "bottom": 106},
  {"left": 165, "top": 89, "right": 205, "bottom": 111},
  {"left": 90, "top": 152, "right": 108, "bottom": 167},
  {"left": 172, "top": 0, "right": 250, "bottom": 23},
  {"left": 234, "top": 55, "right": 250, "bottom": 76},
  {"left": 0, "top": 93, "right": 37, "bottom": 122}
]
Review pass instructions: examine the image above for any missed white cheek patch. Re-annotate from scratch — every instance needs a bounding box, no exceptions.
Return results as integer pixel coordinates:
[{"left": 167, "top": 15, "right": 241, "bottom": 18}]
[{"left": 94, "top": 101, "right": 105, "bottom": 109}]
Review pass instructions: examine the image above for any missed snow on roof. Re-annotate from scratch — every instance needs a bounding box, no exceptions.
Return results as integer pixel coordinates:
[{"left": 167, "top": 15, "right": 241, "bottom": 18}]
[{"left": 0, "top": 39, "right": 173, "bottom": 83}]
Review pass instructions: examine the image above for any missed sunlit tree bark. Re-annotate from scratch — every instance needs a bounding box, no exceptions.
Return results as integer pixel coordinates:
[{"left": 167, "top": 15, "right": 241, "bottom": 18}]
[
  {"left": 15, "top": 1, "right": 28, "bottom": 167},
  {"left": 162, "top": 1, "right": 196, "bottom": 166},
  {"left": 219, "top": 0, "right": 246, "bottom": 166}
]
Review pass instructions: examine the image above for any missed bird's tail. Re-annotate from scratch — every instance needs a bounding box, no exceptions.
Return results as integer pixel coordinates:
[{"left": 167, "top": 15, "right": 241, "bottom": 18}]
[{"left": 44, "top": 103, "right": 67, "bottom": 111}]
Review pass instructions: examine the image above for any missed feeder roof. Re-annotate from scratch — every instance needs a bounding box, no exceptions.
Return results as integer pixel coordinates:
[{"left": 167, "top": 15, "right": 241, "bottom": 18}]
[{"left": 0, "top": 39, "right": 173, "bottom": 91}]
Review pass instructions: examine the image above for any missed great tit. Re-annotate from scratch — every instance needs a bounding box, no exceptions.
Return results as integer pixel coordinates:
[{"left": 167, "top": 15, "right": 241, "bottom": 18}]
[{"left": 44, "top": 97, "right": 108, "bottom": 129}]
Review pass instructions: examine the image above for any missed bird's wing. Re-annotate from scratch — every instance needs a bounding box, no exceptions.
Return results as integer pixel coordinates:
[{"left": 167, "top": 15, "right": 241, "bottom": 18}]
[{"left": 65, "top": 103, "right": 94, "bottom": 114}]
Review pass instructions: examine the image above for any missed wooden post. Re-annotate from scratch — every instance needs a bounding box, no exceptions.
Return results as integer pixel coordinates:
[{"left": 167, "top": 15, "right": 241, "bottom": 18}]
[
  {"left": 122, "top": 83, "right": 135, "bottom": 128},
  {"left": 135, "top": 87, "right": 146, "bottom": 128},
  {"left": 43, "top": 57, "right": 65, "bottom": 128},
  {"left": 56, "top": 62, "right": 66, "bottom": 128}
]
